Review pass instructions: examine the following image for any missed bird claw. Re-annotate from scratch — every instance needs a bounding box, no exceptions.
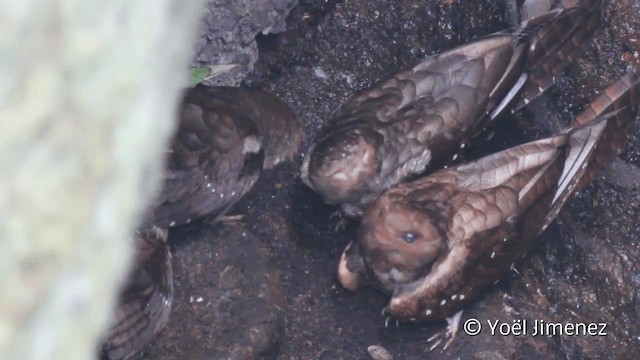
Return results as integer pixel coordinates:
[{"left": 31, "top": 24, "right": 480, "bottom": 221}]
[
  {"left": 382, "top": 315, "right": 400, "bottom": 329},
  {"left": 510, "top": 263, "right": 521, "bottom": 275},
  {"left": 428, "top": 338, "right": 443, "bottom": 352},
  {"left": 330, "top": 211, "right": 351, "bottom": 232},
  {"left": 425, "top": 310, "right": 464, "bottom": 352}
]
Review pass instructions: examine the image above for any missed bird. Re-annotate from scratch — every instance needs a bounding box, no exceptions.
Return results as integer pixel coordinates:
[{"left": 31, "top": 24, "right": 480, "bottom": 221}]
[
  {"left": 101, "top": 227, "right": 173, "bottom": 360},
  {"left": 300, "top": 0, "right": 603, "bottom": 218},
  {"left": 337, "top": 73, "right": 639, "bottom": 347},
  {"left": 139, "top": 85, "right": 302, "bottom": 229}
]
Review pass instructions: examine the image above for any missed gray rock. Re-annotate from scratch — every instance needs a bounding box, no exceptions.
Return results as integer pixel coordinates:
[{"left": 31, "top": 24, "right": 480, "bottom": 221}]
[{"left": 192, "top": 0, "right": 299, "bottom": 86}]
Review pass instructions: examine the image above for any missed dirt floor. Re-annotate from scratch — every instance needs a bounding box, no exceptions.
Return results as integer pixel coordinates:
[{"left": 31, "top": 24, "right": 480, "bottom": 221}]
[{"left": 147, "top": 0, "right": 640, "bottom": 359}]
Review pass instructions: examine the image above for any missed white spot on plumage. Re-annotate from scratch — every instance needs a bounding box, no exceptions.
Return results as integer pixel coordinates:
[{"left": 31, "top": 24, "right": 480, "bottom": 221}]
[
  {"left": 425, "top": 309, "right": 432, "bottom": 316},
  {"left": 460, "top": 294, "right": 465, "bottom": 300},
  {"left": 242, "top": 136, "right": 261, "bottom": 154},
  {"left": 169, "top": 221, "right": 176, "bottom": 227},
  {"left": 490, "top": 251, "right": 496, "bottom": 259},
  {"left": 440, "top": 299, "right": 446, "bottom": 306},
  {"left": 206, "top": 183, "right": 211, "bottom": 188},
  {"left": 452, "top": 295, "right": 457, "bottom": 300},
  {"left": 452, "top": 154, "right": 458, "bottom": 160}
]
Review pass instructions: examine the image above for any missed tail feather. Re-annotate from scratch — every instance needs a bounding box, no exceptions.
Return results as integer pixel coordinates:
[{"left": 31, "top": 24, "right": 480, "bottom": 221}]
[
  {"left": 102, "top": 229, "right": 173, "bottom": 360},
  {"left": 513, "top": 0, "right": 603, "bottom": 109},
  {"left": 572, "top": 73, "right": 640, "bottom": 189},
  {"left": 540, "top": 117, "right": 608, "bottom": 230},
  {"left": 540, "top": 71, "right": 639, "bottom": 230}
]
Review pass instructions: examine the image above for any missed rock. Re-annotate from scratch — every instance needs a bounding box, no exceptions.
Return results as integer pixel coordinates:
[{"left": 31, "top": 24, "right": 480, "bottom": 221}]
[
  {"left": 368, "top": 345, "right": 393, "bottom": 360},
  {"left": 145, "top": 224, "right": 285, "bottom": 359},
  {"left": 192, "top": 0, "right": 299, "bottom": 86}
]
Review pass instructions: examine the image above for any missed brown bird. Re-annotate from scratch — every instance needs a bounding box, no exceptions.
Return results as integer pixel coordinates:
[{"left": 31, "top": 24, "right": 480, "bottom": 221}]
[
  {"left": 139, "top": 86, "right": 301, "bottom": 229},
  {"left": 101, "top": 228, "right": 173, "bottom": 360},
  {"left": 300, "top": 0, "right": 602, "bottom": 218},
  {"left": 337, "top": 73, "right": 639, "bottom": 345}
]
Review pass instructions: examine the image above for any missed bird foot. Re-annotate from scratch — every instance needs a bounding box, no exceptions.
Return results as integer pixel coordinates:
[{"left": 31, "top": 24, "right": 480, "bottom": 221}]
[
  {"left": 425, "top": 310, "right": 464, "bottom": 352},
  {"left": 329, "top": 211, "right": 352, "bottom": 232},
  {"left": 383, "top": 316, "right": 399, "bottom": 329}
]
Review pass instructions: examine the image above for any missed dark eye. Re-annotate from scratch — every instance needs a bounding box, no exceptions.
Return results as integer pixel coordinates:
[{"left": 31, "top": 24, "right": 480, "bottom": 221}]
[{"left": 401, "top": 231, "right": 419, "bottom": 243}]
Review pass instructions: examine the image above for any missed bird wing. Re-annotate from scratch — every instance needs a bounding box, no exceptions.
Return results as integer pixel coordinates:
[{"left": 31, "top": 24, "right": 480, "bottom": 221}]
[
  {"left": 512, "top": 0, "right": 603, "bottom": 109},
  {"left": 141, "top": 87, "right": 265, "bottom": 228},
  {"left": 102, "top": 229, "right": 173, "bottom": 360}
]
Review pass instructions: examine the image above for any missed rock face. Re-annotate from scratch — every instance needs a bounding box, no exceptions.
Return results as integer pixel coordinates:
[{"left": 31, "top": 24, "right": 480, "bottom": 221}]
[{"left": 192, "top": 0, "right": 299, "bottom": 85}]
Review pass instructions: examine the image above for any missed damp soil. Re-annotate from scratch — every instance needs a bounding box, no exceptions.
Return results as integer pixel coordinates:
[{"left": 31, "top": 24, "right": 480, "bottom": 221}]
[{"left": 148, "top": 1, "right": 640, "bottom": 359}]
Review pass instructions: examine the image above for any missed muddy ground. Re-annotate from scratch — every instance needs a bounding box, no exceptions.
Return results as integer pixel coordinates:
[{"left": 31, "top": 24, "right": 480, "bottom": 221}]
[{"left": 147, "top": 1, "right": 640, "bottom": 359}]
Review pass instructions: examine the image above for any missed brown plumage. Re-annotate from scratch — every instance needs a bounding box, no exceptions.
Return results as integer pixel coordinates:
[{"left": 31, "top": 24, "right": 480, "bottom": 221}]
[
  {"left": 571, "top": 73, "right": 640, "bottom": 190},
  {"left": 102, "top": 228, "right": 173, "bottom": 360},
  {"left": 337, "top": 73, "right": 639, "bottom": 322},
  {"left": 301, "top": 0, "right": 602, "bottom": 218},
  {"left": 140, "top": 86, "right": 301, "bottom": 229}
]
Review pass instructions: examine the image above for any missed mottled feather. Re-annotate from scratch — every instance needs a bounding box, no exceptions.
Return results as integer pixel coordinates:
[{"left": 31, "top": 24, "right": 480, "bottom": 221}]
[
  {"left": 337, "top": 72, "right": 638, "bottom": 322},
  {"left": 101, "top": 228, "right": 173, "bottom": 360},
  {"left": 302, "top": 1, "right": 602, "bottom": 217},
  {"left": 140, "top": 86, "right": 301, "bottom": 228}
]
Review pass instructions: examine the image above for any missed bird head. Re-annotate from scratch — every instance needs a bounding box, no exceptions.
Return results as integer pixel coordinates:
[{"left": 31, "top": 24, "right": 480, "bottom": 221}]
[
  {"left": 301, "top": 126, "right": 381, "bottom": 206},
  {"left": 355, "top": 194, "right": 447, "bottom": 293}
]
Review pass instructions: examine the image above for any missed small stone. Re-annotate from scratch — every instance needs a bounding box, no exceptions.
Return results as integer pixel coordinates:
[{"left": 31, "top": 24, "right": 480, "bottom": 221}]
[{"left": 367, "top": 345, "right": 393, "bottom": 360}]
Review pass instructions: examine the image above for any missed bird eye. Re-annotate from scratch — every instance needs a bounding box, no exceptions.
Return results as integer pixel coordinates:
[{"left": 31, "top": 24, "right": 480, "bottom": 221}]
[{"left": 401, "top": 231, "right": 419, "bottom": 243}]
